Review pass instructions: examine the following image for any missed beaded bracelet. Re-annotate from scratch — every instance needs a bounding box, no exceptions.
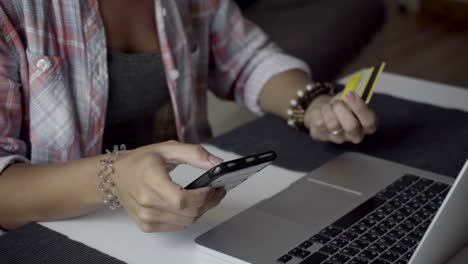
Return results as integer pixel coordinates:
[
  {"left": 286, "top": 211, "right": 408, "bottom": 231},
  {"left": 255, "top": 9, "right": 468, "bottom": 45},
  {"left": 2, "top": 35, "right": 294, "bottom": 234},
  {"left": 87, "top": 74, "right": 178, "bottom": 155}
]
[
  {"left": 287, "top": 82, "right": 337, "bottom": 132},
  {"left": 98, "top": 144, "right": 126, "bottom": 210}
]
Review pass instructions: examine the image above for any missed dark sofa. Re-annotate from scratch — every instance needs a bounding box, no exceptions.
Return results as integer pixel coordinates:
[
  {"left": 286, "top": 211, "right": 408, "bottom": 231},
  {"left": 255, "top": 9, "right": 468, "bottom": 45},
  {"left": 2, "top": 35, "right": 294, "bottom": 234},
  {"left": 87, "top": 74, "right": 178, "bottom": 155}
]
[{"left": 235, "top": 0, "right": 386, "bottom": 81}]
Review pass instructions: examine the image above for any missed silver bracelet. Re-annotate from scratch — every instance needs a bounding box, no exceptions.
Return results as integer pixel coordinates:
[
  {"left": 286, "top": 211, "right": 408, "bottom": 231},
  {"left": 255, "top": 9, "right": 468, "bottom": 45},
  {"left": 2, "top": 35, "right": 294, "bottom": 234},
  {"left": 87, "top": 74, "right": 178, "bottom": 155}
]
[{"left": 98, "top": 144, "right": 126, "bottom": 210}]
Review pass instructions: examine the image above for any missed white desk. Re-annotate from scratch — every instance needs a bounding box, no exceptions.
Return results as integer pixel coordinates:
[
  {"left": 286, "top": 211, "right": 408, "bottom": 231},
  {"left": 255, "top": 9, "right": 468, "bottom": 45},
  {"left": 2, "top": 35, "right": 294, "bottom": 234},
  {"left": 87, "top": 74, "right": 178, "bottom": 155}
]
[{"left": 41, "top": 73, "right": 468, "bottom": 264}]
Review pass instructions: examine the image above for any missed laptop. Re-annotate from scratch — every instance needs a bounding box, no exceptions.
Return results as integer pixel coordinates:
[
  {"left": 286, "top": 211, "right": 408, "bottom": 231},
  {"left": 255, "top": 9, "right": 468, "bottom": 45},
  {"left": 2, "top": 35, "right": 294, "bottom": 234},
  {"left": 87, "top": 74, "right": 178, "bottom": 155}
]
[{"left": 195, "top": 152, "right": 468, "bottom": 264}]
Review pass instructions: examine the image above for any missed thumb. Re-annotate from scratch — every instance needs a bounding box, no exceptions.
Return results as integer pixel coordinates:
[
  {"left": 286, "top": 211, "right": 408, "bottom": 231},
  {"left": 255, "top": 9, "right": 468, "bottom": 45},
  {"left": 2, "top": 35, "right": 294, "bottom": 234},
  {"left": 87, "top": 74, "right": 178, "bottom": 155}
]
[{"left": 152, "top": 141, "right": 224, "bottom": 169}]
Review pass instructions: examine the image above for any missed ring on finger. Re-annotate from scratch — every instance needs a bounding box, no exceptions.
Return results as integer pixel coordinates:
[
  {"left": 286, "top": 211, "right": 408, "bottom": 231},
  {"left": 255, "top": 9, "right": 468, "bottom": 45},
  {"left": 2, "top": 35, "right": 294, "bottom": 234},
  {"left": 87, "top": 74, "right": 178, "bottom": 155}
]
[{"left": 330, "top": 129, "right": 343, "bottom": 136}]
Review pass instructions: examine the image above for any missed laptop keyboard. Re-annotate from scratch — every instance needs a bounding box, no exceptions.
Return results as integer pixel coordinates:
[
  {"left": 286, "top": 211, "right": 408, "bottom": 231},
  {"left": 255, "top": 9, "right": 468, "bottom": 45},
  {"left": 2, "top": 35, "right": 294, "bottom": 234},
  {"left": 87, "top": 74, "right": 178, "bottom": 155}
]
[{"left": 276, "top": 175, "right": 450, "bottom": 264}]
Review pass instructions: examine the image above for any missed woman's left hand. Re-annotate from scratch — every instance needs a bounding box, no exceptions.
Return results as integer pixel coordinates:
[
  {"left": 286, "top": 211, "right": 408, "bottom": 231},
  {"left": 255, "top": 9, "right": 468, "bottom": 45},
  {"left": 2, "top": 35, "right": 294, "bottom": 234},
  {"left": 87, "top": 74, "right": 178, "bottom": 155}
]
[{"left": 304, "top": 92, "right": 379, "bottom": 144}]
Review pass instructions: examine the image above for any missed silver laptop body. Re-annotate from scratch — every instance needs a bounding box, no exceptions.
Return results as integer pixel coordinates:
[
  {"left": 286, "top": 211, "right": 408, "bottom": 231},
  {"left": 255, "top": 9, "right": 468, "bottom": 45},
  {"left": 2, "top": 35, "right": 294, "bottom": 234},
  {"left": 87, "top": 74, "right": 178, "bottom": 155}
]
[{"left": 195, "top": 152, "right": 468, "bottom": 264}]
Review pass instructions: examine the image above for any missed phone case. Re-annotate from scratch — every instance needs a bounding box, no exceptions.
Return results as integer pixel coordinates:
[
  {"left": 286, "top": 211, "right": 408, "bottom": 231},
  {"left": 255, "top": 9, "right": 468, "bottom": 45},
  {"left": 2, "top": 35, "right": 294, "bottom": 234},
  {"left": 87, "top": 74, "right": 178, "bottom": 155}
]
[{"left": 185, "top": 151, "right": 277, "bottom": 191}]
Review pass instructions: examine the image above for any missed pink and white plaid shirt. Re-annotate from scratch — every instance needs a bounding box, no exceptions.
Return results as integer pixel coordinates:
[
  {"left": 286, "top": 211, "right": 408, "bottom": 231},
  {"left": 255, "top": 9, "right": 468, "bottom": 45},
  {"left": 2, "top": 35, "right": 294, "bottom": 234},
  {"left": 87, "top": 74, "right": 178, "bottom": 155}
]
[{"left": 0, "top": 0, "right": 309, "bottom": 171}]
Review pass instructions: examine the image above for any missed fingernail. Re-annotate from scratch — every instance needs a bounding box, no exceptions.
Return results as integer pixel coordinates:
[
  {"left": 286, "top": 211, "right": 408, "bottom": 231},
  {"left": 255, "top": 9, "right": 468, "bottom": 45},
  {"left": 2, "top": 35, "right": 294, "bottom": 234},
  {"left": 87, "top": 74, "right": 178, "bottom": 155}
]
[
  {"left": 346, "top": 92, "right": 357, "bottom": 102},
  {"left": 208, "top": 155, "right": 223, "bottom": 165},
  {"left": 206, "top": 187, "right": 216, "bottom": 197},
  {"left": 216, "top": 188, "right": 227, "bottom": 198}
]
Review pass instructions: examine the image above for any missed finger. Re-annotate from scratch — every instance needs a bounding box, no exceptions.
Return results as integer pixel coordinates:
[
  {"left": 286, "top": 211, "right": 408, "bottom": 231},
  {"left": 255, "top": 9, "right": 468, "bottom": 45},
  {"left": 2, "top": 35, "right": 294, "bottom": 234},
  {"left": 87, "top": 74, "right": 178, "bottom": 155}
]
[
  {"left": 150, "top": 187, "right": 217, "bottom": 218},
  {"left": 306, "top": 108, "right": 328, "bottom": 141},
  {"left": 327, "top": 134, "right": 345, "bottom": 144},
  {"left": 320, "top": 104, "right": 346, "bottom": 144},
  {"left": 135, "top": 200, "right": 218, "bottom": 232},
  {"left": 331, "top": 92, "right": 343, "bottom": 103},
  {"left": 139, "top": 154, "right": 186, "bottom": 207},
  {"left": 130, "top": 189, "right": 207, "bottom": 219},
  {"left": 321, "top": 104, "right": 344, "bottom": 134},
  {"left": 133, "top": 199, "right": 199, "bottom": 227},
  {"left": 121, "top": 192, "right": 184, "bottom": 232},
  {"left": 139, "top": 222, "right": 187, "bottom": 233},
  {"left": 309, "top": 108, "right": 327, "bottom": 132},
  {"left": 309, "top": 127, "right": 328, "bottom": 142},
  {"left": 332, "top": 101, "right": 364, "bottom": 144},
  {"left": 143, "top": 161, "right": 214, "bottom": 209},
  {"left": 136, "top": 154, "right": 213, "bottom": 209},
  {"left": 344, "top": 92, "right": 378, "bottom": 134},
  {"left": 177, "top": 187, "right": 216, "bottom": 210},
  {"left": 199, "top": 188, "right": 227, "bottom": 215},
  {"left": 165, "top": 163, "right": 178, "bottom": 172},
  {"left": 153, "top": 141, "right": 223, "bottom": 169}
]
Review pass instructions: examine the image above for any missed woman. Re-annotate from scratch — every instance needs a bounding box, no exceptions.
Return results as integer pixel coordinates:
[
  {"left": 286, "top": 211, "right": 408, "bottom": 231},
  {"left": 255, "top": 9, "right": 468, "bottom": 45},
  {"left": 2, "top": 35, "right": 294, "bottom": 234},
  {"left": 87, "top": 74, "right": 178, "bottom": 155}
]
[{"left": 0, "top": 0, "right": 378, "bottom": 232}]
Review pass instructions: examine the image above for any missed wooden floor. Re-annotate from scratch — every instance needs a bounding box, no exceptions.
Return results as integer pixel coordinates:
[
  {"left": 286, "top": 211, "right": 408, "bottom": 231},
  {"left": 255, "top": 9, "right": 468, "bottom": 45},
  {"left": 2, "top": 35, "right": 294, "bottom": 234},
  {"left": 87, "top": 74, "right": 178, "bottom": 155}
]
[{"left": 343, "top": 1, "right": 468, "bottom": 89}]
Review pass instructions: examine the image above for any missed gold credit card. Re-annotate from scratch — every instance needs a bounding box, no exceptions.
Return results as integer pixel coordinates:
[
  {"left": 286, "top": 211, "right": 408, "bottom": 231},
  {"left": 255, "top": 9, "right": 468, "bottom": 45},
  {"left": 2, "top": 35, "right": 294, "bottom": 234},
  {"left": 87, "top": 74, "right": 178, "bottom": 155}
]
[{"left": 341, "top": 62, "right": 386, "bottom": 104}]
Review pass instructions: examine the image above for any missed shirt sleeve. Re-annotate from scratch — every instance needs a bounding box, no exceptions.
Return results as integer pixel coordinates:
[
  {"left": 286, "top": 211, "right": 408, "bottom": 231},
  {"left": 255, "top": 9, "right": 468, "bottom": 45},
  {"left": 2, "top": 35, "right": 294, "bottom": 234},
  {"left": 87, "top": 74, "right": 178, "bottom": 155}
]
[
  {"left": 208, "top": 0, "right": 311, "bottom": 115},
  {"left": 0, "top": 8, "right": 30, "bottom": 174}
]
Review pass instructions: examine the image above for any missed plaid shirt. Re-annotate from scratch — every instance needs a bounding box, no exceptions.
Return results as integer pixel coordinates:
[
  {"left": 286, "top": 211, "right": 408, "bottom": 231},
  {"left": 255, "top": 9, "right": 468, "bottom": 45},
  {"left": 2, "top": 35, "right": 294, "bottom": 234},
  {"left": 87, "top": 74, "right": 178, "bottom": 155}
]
[{"left": 0, "top": 0, "right": 309, "bottom": 171}]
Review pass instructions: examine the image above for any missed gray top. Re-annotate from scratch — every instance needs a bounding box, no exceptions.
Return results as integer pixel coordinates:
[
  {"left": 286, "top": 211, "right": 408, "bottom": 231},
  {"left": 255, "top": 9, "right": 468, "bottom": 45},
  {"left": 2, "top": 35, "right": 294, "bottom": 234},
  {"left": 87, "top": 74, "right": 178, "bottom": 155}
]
[{"left": 102, "top": 49, "right": 170, "bottom": 151}]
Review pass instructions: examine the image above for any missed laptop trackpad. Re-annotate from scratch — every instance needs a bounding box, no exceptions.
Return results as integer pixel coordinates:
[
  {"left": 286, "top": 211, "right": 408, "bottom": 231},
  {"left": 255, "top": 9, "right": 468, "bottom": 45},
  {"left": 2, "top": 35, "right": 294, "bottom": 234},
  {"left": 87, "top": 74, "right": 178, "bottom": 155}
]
[{"left": 256, "top": 179, "right": 362, "bottom": 228}]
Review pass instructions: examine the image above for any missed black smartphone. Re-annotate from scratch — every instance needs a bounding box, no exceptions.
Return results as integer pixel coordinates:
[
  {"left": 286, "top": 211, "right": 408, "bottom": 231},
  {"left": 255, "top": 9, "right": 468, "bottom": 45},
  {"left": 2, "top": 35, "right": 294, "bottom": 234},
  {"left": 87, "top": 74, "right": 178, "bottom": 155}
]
[{"left": 185, "top": 151, "right": 277, "bottom": 191}]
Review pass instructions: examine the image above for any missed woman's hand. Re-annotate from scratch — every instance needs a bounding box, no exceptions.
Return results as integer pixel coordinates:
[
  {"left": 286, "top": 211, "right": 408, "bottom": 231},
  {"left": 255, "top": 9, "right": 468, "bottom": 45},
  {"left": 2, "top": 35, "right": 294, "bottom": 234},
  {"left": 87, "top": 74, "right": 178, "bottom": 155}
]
[
  {"left": 112, "top": 141, "right": 226, "bottom": 233},
  {"left": 304, "top": 92, "right": 378, "bottom": 144}
]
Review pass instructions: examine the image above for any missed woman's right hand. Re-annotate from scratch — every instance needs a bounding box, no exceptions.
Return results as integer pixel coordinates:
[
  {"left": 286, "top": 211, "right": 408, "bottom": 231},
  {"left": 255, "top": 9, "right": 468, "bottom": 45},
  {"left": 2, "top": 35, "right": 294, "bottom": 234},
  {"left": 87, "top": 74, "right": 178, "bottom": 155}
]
[{"left": 112, "top": 141, "right": 226, "bottom": 233}]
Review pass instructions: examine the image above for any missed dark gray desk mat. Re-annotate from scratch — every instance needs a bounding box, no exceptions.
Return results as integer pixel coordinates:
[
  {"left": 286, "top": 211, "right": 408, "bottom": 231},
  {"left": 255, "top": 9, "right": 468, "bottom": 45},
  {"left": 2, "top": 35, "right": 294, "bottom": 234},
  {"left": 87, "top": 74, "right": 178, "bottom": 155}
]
[
  {"left": 1, "top": 93, "right": 467, "bottom": 263},
  {"left": 209, "top": 93, "right": 468, "bottom": 178},
  {"left": 0, "top": 223, "right": 125, "bottom": 264}
]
